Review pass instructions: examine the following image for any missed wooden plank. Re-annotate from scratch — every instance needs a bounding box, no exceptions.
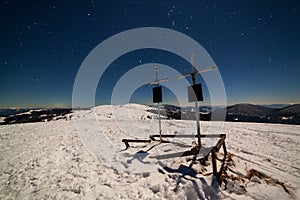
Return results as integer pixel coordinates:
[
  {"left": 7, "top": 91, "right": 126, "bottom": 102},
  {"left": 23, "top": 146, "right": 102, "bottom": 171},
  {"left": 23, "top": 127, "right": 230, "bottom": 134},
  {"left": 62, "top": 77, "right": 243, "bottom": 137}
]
[
  {"left": 122, "top": 139, "right": 151, "bottom": 143},
  {"left": 211, "top": 135, "right": 226, "bottom": 154},
  {"left": 212, "top": 152, "right": 217, "bottom": 176},
  {"left": 150, "top": 150, "right": 197, "bottom": 160},
  {"left": 223, "top": 142, "right": 227, "bottom": 156},
  {"left": 121, "top": 139, "right": 151, "bottom": 149},
  {"left": 149, "top": 134, "right": 226, "bottom": 141},
  {"left": 209, "top": 135, "right": 226, "bottom": 178}
]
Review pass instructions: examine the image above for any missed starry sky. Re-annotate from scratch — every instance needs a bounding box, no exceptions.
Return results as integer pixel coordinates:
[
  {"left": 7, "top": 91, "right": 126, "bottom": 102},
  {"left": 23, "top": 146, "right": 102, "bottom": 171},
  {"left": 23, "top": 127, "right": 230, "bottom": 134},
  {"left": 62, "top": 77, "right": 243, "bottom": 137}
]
[{"left": 0, "top": 0, "right": 299, "bottom": 108}]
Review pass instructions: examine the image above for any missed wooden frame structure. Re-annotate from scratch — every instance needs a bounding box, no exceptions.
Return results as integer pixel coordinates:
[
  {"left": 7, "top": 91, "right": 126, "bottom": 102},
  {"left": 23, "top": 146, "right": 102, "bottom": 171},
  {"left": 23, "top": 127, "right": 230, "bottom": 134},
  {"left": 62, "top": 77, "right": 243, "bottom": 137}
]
[
  {"left": 121, "top": 53, "right": 225, "bottom": 181},
  {"left": 121, "top": 134, "right": 227, "bottom": 179},
  {"left": 176, "top": 53, "right": 217, "bottom": 148}
]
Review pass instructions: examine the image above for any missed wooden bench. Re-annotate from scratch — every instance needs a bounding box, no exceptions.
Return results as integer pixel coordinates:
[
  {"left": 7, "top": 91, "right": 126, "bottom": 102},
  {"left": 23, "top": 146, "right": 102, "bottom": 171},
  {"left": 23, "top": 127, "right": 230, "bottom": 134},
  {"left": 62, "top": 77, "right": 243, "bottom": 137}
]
[
  {"left": 122, "top": 134, "right": 227, "bottom": 184},
  {"left": 121, "top": 139, "right": 151, "bottom": 149},
  {"left": 149, "top": 133, "right": 227, "bottom": 181}
]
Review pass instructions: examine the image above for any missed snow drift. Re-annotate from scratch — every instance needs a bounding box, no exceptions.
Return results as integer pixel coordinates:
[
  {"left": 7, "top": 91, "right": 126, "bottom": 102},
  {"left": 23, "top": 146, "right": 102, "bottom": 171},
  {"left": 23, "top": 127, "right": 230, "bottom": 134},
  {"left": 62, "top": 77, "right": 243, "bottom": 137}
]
[{"left": 0, "top": 103, "right": 299, "bottom": 199}]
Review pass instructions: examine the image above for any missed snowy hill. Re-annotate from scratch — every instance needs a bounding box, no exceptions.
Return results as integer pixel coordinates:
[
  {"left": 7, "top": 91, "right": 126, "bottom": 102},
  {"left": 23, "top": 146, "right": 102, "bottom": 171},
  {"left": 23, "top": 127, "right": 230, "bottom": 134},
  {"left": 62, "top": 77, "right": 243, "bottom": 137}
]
[
  {"left": 0, "top": 103, "right": 299, "bottom": 199},
  {"left": 0, "top": 108, "right": 72, "bottom": 125}
]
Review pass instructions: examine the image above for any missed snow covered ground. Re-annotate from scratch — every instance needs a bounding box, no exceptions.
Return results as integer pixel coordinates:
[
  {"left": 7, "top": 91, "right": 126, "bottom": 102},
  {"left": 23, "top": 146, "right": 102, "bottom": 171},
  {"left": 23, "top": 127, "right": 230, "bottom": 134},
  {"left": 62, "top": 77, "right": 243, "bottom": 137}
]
[{"left": 0, "top": 103, "right": 299, "bottom": 199}]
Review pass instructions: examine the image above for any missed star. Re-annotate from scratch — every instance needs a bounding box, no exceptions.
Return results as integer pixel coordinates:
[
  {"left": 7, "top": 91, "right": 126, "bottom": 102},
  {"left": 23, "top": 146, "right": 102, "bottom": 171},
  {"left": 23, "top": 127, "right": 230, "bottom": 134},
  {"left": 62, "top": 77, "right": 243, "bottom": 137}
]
[
  {"left": 0, "top": 0, "right": 299, "bottom": 108},
  {"left": 268, "top": 57, "right": 272, "bottom": 63}
]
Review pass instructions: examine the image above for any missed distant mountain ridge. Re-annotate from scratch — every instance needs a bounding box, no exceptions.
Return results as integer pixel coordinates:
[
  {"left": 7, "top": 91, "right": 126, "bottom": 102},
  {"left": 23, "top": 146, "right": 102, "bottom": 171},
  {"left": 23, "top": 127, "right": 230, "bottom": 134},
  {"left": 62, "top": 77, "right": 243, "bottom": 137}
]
[
  {"left": 0, "top": 108, "right": 31, "bottom": 117},
  {"left": 1, "top": 104, "right": 299, "bottom": 125},
  {"left": 261, "top": 104, "right": 293, "bottom": 109},
  {"left": 161, "top": 103, "right": 300, "bottom": 125},
  {"left": 213, "top": 103, "right": 300, "bottom": 124},
  {"left": 277, "top": 104, "right": 300, "bottom": 116},
  {"left": 0, "top": 108, "right": 72, "bottom": 125},
  {"left": 225, "top": 104, "right": 274, "bottom": 116}
]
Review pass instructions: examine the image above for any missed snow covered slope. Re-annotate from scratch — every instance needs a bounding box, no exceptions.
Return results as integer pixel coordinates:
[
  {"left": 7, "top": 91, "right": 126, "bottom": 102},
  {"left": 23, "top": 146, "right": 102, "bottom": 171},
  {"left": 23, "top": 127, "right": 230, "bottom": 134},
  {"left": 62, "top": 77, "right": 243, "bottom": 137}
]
[{"left": 0, "top": 103, "right": 299, "bottom": 199}]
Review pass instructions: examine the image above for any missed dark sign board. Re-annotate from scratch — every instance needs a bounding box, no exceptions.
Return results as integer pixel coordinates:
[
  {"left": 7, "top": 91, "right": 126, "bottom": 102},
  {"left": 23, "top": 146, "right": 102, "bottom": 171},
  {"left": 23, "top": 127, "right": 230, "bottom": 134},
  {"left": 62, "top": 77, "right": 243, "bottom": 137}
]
[
  {"left": 187, "top": 83, "right": 203, "bottom": 102},
  {"left": 153, "top": 86, "right": 162, "bottom": 103}
]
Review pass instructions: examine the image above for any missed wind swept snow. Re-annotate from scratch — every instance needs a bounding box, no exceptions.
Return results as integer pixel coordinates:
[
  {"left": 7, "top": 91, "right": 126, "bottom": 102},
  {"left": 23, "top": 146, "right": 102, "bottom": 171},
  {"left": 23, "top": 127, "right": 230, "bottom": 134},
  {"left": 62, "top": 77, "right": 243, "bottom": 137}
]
[{"left": 0, "top": 103, "right": 299, "bottom": 199}]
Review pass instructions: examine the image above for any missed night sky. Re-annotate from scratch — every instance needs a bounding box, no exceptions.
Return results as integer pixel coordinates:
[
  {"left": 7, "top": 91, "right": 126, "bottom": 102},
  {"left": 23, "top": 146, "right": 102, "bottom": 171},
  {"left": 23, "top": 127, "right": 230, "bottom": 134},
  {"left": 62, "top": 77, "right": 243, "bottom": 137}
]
[{"left": 1, "top": 0, "right": 299, "bottom": 108}]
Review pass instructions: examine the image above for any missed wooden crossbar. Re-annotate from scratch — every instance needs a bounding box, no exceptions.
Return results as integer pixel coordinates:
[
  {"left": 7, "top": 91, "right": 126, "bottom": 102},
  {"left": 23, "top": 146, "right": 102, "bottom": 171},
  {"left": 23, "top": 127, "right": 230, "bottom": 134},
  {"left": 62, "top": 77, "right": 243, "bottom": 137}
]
[
  {"left": 121, "top": 139, "right": 151, "bottom": 149},
  {"left": 151, "top": 150, "right": 196, "bottom": 160},
  {"left": 149, "top": 134, "right": 225, "bottom": 141}
]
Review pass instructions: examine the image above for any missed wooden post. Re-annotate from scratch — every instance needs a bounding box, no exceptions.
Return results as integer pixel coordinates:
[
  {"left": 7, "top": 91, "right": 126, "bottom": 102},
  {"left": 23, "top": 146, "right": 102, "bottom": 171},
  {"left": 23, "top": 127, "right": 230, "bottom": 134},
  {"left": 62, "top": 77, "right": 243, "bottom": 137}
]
[
  {"left": 223, "top": 142, "right": 227, "bottom": 156},
  {"left": 190, "top": 58, "right": 201, "bottom": 148},
  {"left": 176, "top": 53, "right": 217, "bottom": 149},
  {"left": 212, "top": 151, "right": 217, "bottom": 176},
  {"left": 147, "top": 67, "right": 168, "bottom": 143},
  {"left": 158, "top": 102, "right": 162, "bottom": 142}
]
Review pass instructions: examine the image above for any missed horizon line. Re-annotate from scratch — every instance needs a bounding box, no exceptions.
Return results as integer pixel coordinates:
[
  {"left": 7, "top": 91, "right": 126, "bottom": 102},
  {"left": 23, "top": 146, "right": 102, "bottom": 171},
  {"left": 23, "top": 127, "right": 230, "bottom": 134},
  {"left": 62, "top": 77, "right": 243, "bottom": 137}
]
[{"left": 0, "top": 101, "right": 299, "bottom": 110}]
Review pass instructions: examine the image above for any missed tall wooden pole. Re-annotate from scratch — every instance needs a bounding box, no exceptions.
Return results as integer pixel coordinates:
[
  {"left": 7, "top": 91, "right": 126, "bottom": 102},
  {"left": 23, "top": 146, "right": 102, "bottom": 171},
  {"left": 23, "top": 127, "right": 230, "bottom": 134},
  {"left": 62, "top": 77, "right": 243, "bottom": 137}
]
[
  {"left": 177, "top": 53, "right": 217, "bottom": 149},
  {"left": 155, "top": 67, "right": 162, "bottom": 142},
  {"left": 147, "top": 66, "right": 168, "bottom": 143}
]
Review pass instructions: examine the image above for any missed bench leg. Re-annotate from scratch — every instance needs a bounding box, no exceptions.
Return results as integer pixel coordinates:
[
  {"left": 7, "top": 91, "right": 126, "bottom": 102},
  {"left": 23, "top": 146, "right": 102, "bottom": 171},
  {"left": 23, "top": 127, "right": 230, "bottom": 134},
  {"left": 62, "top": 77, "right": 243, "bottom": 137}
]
[
  {"left": 212, "top": 152, "right": 217, "bottom": 176},
  {"left": 124, "top": 142, "right": 130, "bottom": 149}
]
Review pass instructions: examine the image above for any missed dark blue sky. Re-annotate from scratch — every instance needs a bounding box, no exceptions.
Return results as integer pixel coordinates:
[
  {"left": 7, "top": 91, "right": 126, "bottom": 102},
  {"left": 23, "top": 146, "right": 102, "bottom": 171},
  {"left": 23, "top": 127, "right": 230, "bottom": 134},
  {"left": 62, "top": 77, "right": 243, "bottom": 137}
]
[{"left": 0, "top": 0, "right": 299, "bottom": 108}]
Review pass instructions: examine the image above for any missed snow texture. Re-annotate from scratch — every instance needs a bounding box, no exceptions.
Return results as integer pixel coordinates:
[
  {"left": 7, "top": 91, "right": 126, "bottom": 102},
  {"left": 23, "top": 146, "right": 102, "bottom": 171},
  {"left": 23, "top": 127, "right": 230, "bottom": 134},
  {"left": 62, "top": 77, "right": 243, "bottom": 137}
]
[{"left": 0, "top": 103, "right": 299, "bottom": 199}]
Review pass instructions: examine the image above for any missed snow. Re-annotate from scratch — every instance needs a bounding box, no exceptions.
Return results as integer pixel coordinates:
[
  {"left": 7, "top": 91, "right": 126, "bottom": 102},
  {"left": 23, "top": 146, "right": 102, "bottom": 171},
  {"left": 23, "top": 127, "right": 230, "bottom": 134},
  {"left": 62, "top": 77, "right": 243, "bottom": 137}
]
[{"left": 0, "top": 103, "right": 299, "bottom": 199}]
